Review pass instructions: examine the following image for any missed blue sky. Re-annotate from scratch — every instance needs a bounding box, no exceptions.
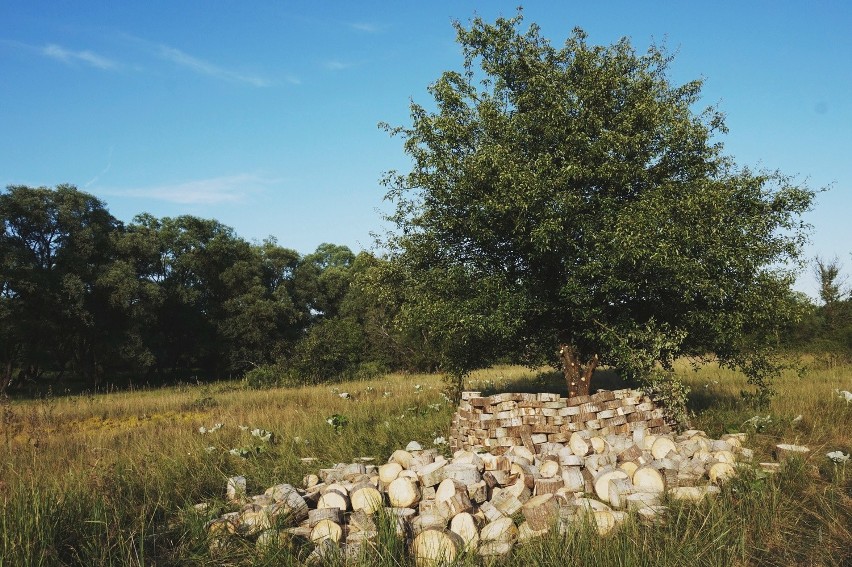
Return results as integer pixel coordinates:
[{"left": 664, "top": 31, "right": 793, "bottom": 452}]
[{"left": 1, "top": 1, "right": 850, "bottom": 298}]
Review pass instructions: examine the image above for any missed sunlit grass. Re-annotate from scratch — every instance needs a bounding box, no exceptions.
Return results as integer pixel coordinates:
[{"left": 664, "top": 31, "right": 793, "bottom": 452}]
[{"left": 1, "top": 361, "right": 850, "bottom": 565}]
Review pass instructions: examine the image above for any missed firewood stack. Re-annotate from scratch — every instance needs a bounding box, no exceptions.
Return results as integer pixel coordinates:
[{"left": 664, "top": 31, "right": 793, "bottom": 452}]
[{"left": 450, "top": 389, "right": 673, "bottom": 454}]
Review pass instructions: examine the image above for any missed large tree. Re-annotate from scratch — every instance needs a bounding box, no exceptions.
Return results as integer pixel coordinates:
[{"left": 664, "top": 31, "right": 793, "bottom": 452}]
[
  {"left": 0, "top": 185, "right": 121, "bottom": 391},
  {"left": 381, "top": 13, "right": 815, "bottom": 405}
]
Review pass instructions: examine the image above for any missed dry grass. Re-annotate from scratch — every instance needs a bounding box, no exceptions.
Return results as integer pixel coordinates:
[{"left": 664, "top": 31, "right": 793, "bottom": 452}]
[{"left": 1, "top": 361, "right": 850, "bottom": 566}]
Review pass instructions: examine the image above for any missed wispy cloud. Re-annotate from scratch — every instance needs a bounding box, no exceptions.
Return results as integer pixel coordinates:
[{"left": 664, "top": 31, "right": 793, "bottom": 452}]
[
  {"left": 103, "top": 174, "right": 278, "bottom": 205},
  {"left": 84, "top": 146, "right": 114, "bottom": 188},
  {"left": 41, "top": 43, "right": 118, "bottom": 69},
  {"left": 324, "top": 59, "right": 355, "bottom": 71},
  {"left": 348, "top": 22, "right": 385, "bottom": 33},
  {"left": 156, "top": 44, "right": 269, "bottom": 87}
]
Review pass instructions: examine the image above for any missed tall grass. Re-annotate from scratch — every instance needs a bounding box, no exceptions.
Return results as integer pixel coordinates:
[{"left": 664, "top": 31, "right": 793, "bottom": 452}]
[{"left": 1, "top": 362, "right": 850, "bottom": 565}]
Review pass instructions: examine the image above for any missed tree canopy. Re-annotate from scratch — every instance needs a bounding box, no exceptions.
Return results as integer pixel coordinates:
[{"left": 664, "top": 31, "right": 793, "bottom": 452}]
[{"left": 381, "top": 12, "right": 815, "bottom": 404}]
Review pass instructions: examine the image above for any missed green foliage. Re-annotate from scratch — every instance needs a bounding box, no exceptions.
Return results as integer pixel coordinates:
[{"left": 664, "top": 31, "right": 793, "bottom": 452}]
[
  {"left": 381, "top": 11, "right": 816, "bottom": 395},
  {"left": 642, "top": 368, "right": 691, "bottom": 427},
  {"left": 241, "top": 364, "right": 288, "bottom": 390},
  {"left": 287, "top": 316, "right": 367, "bottom": 384}
]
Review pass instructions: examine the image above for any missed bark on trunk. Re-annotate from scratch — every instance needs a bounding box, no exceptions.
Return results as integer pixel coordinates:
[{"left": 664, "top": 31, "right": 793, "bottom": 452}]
[{"left": 559, "top": 344, "right": 598, "bottom": 398}]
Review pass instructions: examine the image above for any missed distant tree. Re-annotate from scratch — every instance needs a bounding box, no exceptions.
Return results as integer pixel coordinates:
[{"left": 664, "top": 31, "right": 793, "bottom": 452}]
[{"left": 381, "top": 12, "right": 816, "bottom": 406}]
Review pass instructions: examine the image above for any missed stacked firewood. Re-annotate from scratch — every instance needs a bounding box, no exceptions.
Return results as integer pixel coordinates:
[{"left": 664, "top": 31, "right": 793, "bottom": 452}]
[{"left": 450, "top": 389, "right": 673, "bottom": 454}]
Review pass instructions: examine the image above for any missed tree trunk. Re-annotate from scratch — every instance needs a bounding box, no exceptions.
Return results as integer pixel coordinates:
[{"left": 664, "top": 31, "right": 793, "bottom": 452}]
[{"left": 559, "top": 343, "right": 598, "bottom": 397}]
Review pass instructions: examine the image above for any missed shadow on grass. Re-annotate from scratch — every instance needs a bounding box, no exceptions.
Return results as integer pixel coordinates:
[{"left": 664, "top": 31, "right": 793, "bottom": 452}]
[
  {"left": 476, "top": 368, "right": 630, "bottom": 397},
  {"left": 687, "top": 386, "right": 742, "bottom": 414}
]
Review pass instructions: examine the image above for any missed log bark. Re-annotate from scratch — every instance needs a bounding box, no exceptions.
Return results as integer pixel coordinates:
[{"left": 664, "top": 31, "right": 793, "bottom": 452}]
[
  {"left": 522, "top": 493, "right": 559, "bottom": 531},
  {"left": 559, "top": 343, "right": 599, "bottom": 398}
]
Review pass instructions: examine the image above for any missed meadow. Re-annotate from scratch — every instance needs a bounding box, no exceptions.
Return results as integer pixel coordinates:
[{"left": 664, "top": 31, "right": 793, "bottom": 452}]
[{"left": 1, "top": 361, "right": 850, "bottom": 566}]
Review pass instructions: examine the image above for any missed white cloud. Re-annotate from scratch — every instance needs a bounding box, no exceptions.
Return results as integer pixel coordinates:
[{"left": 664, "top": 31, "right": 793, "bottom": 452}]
[
  {"left": 104, "top": 174, "right": 279, "bottom": 205},
  {"left": 42, "top": 43, "right": 118, "bottom": 69},
  {"left": 156, "top": 44, "right": 269, "bottom": 87}
]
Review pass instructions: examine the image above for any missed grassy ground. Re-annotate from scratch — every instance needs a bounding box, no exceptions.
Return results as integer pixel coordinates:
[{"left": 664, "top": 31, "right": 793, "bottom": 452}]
[{"left": 1, "top": 361, "right": 850, "bottom": 566}]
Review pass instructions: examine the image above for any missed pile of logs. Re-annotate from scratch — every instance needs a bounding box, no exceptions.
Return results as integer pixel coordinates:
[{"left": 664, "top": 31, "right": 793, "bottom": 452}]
[
  {"left": 204, "top": 424, "right": 755, "bottom": 565},
  {"left": 450, "top": 389, "right": 673, "bottom": 454}
]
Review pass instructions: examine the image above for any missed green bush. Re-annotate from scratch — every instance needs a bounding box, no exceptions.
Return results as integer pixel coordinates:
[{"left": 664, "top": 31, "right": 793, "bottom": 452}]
[
  {"left": 242, "top": 364, "right": 288, "bottom": 389},
  {"left": 287, "top": 317, "right": 366, "bottom": 384}
]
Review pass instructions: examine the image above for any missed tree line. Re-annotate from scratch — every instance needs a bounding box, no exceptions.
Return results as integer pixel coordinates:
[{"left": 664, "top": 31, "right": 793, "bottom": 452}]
[{"left": 0, "top": 184, "right": 436, "bottom": 395}]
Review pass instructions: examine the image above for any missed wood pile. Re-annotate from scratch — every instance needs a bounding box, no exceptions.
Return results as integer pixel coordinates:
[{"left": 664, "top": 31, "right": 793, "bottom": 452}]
[
  {"left": 449, "top": 389, "right": 674, "bottom": 454},
  {"left": 203, "top": 422, "right": 756, "bottom": 564}
]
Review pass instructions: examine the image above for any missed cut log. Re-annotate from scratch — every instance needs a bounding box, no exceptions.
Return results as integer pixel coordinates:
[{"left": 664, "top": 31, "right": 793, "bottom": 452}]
[
  {"left": 625, "top": 491, "right": 662, "bottom": 511},
  {"left": 490, "top": 491, "right": 524, "bottom": 516},
  {"left": 708, "top": 462, "right": 736, "bottom": 485},
  {"left": 593, "top": 510, "right": 617, "bottom": 535},
  {"left": 348, "top": 510, "right": 377, "bottom": 533},
  {"left": 468, "top": 480, "right": 488, "bottom": 504},
  {"left": 534, "top": 476, "right": 564, "bottom": 496},
  {"left": 569, "top": 432, "right": 591, "bottom": 457},
  {"left": 479, "top": 500, "right": 505, "bottom": 522},
  {"left": 632, "top": 466, "right": 665, "bottom": 493},
  {"left": 651, "top": 437, "right": 677, "bottom": 460},
  {"left": 308, "top": 507, "right": 341, "bottom": 526},
  {"left": 390, "top": 450, "right": 414, "bottom": 469},
  {"left": 351, "top": 486, "right": 384, "bottom": 514},
  {"left": 593, "top": 470, "right": 629, "bottom": 502},
  {"left": 574, "top": 497, "right": 612, "bottom": 513},
  {"left": 713, "top": 450, "right": 736, "bottom": 464},
  {"left": 317, "top": 490, "right": 350, "bottom": 511},
  {"left": 590, "top": 436, "right": 608, "bottom": 454},
  {"left": 483, "top": 470, "right": 515, "bottom": 488},
  {"left": 310, "top": 519, "right": 342, "bottom": 543},
  {"left": 417, "top": 461, "right": 446, "bottom": 487},
  {"left": 518, "top": 521, "right": 549, "bottom": 542},
  {"left": 412, "top": 528, "right": 464, "bottom": 567},
  {"left": 478, "top": 541, "right": 513, "bottom": 558},
  {"left": 411, "top": 513, "right": 448, "bottom": 536},
  {"left": 617, "top": 444, "right": 643, "bottom": 462},
  {"left": 306, "top": 539, "right": 340, "bottom": 565},
  {"left": 435, "top": 479, "right": 473, "bottom": 516},
  {"left": 237, "top": 507, "right": 272, "bottom": 536},
  {"left": 480, "top": 516, "right": 519, "bottom": 544},
  {"left": 379, "top": 462, "right": 403, "bottom": 485},
  {"left": 255, "top": 528, "right": 289, "bottom": 553},
  {"left": 388, "top": 477, "right": 421, "bottom": 508},
  {"left": 618, "top": 461, "right": 639, "bottom": 480},
  {"left": 539, "top": 460, "right": 561, "bottom": 479},
  {"left": 608, "top": 478, "right": 636, "bottom": 509},
  {"left": 449, "top": 512, "right": 480, "bottom": 549},
  {"left": 442, "top": 463, "right": 481, "bottom": 485},
  {"left": 561, "top": 466, "right": 585, "bottom": 492},
  {"left": 522, "top": 493, "right": 559, "bottom": 531},
  {"left": 668, "top": 485, "right": 721, "bottom": 502},
  {"left": 453, "top": 450, "right": 485, "bottom": 471}
]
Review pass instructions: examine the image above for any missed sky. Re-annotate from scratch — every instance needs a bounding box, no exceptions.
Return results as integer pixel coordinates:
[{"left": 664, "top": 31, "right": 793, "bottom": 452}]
[{"left": 1, "top": 1, "right": 850, "bottom": 298}]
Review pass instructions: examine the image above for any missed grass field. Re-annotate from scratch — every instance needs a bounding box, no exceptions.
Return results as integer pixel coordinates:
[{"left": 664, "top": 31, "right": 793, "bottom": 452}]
[{"left": 1, "top": 361, "right": 850, "bottom": 566}]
